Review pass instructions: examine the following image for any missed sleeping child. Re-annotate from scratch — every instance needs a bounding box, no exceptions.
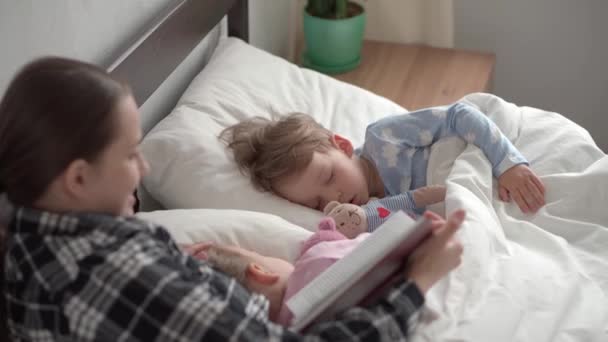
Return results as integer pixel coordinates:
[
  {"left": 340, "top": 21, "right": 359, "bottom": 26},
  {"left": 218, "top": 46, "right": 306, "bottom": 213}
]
[
  {"left": 204, "top": 217, "right": 359, "bottom": 326},
  {"left": 220, "top": 102, "right": 545, "bottom": 232},
  {"left": 194, "top": 209, "right": 463, "bottom": 327}
]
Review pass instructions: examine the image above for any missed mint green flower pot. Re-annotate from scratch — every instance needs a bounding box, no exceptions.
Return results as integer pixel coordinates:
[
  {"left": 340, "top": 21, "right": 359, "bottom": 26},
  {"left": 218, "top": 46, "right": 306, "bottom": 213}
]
[{"left": 302, "top": 3, "right": 366, "bottom": 74}]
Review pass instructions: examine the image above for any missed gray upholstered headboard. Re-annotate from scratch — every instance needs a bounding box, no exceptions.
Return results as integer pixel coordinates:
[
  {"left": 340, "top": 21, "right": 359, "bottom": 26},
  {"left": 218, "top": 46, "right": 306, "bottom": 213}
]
[{"left": 107, "top": 0, "right": 249, "bottom": 133}]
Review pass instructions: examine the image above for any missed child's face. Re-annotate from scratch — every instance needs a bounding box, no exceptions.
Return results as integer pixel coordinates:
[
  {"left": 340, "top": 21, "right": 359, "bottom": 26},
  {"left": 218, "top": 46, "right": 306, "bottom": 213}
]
[
  {"left": 274, "top": 135, "right": 370, "bottom": 211},
  {"left": 210, "top": 244, "right": 294, "bottom": 320},
  {"left": 84, "top": 95, "right": 149, "bottom": 216}
]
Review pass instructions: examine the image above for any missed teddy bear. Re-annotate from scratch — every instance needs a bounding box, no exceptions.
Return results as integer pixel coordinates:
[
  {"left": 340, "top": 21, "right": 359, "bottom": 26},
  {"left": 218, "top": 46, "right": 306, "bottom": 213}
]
[
  {"left": 322, "top": 185, "right": 447, "bottom": 238},
  {"left": 299, "top": 216, "right": 348, "bottom": 256},
  {"left": 322, "top": 201, "right": 372, "bottom": 239}
]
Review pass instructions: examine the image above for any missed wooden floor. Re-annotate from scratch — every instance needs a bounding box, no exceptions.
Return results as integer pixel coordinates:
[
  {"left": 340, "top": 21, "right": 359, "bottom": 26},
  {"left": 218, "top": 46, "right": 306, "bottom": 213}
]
[{"left": 333, "top": 40, "right": 496, "bottom": 110}]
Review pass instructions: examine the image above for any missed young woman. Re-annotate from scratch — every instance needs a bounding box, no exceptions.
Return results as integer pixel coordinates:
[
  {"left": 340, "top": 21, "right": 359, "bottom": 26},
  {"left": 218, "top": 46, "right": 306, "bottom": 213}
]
[{"left": 0, "top": 57, "right": 464, "bottom": 341}]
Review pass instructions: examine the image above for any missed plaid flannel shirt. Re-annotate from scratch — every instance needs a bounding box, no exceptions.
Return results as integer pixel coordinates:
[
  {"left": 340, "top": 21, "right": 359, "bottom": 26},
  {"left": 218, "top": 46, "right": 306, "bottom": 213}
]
[{"left": 4, "top": 206, "right": 424, "bottom": 341}]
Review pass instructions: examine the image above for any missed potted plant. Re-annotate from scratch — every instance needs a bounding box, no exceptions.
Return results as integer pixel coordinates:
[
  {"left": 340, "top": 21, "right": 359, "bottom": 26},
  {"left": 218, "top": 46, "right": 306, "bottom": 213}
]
[{"left": 302, "top": 0, "right": 366, "bottom": 74}]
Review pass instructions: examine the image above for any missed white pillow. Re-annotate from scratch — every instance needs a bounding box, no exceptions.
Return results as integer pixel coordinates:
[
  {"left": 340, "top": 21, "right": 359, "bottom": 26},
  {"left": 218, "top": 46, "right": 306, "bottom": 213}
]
[
  {"left": 136, "top": 209, "right": 313, "bottom": 263},
  {"left": 140, "top": 37, "right": 406, "bottom": 230}
]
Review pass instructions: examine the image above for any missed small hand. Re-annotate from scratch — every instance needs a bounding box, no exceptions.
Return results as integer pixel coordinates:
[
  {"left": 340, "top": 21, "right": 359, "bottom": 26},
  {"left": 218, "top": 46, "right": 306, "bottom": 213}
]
[
  {"left": 498, "top": 164, "right": 545, "bottom": 213},
  {"left": 179, "top": 241, "right": 214, "bottom": 260},
  {"left": 412, "top": 185, "right": 447, "bottom": 207}
]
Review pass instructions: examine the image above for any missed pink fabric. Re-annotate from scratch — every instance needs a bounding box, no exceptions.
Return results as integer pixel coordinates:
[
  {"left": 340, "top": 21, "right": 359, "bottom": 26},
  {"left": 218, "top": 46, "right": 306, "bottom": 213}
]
[
  {"left": 299, "top": 217, "right": 347, "bottom": 255},
  {"left": 276, "top": 228, "right": 369, "bottom": 326}
]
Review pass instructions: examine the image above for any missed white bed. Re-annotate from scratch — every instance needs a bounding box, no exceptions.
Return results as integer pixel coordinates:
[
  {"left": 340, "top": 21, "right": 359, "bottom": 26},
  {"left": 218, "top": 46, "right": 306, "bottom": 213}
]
[{"left": 116, "top": 2, "right": 608, "bottom": 340}]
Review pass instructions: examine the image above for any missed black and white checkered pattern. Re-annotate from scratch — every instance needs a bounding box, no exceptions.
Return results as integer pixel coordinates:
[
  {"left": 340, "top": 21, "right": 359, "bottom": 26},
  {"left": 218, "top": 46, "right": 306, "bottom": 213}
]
[{"left": 4, "top": 206, "right": 424, "bottom": 341}]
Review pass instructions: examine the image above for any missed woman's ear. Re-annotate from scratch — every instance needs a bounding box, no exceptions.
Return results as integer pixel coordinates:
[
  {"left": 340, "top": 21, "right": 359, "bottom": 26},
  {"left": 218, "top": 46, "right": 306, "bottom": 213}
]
[
  {"left": 61, "top": 159, "right": 91, "bottom": 199},
  {"left": 246, "top": 262, "right": 279, "bottom": 285},
  {"left": 331, "top": 134, "right": 354, "bottom": 157}
]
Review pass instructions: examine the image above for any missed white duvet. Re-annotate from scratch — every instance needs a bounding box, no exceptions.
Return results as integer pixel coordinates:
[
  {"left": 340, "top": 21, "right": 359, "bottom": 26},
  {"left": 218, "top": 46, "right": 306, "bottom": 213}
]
[{"left": 417, "top": 93, "right": 608, "bottom": 342}]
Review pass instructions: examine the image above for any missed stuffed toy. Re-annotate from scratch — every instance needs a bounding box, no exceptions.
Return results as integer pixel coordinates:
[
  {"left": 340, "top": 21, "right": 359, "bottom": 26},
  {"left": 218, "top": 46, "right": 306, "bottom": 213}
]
[
  {"left": 284, "top": 216, "right": 370, "bottom": 325},
  {"left": 323, "top": 201, "right": 375, "bottom": 239},
  {"left": 323, "top": 185, "right": 448, "bottom": 239},
  {"left": 299, "top": 216, "right": 348, "bottom": 255}
]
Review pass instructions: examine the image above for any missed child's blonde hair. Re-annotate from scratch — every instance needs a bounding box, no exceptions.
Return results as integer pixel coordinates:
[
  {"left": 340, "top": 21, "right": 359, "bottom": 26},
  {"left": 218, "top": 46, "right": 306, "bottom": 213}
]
[{"left": 220, "top": 113, "right": 333, "bottom": 192}]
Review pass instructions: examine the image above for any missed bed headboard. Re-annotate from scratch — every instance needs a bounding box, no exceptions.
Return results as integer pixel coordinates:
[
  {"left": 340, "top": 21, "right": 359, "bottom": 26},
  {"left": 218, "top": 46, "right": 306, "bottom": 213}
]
[
  {"left": 105, "top": 0, "right": 248, "bottom": 211},
  {"left": 107, "top": 0, "right": 248, "bottom": 132}
]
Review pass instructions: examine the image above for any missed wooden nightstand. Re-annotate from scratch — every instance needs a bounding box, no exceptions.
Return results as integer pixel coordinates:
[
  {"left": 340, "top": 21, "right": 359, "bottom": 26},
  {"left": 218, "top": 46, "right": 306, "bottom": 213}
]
[{"left": 334, "top": 40, "right": 496, "bottom": 110}]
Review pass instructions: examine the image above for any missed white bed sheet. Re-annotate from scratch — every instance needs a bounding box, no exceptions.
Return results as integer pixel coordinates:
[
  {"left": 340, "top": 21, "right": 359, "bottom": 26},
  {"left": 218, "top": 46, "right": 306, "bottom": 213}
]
[{"left": 418, "top": 93, "right": 608, "bottom": 342}]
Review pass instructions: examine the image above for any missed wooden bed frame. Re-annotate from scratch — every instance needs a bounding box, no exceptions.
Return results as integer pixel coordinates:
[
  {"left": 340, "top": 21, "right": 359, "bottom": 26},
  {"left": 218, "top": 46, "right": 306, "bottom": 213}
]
[{"left": 107, "top": 0, "right": 249, "bottom": 106}]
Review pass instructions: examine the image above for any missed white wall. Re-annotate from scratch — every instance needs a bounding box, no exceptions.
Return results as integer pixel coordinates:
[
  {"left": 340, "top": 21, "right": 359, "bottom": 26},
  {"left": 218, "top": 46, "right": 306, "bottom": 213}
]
[
  {"left": 454, "top": 0, "right": 608, "bottom": 152},
  {"left": 364, "top": 0, "right": 453, "bottom": 48},
  {"left": 0, "top": 0, "right": 175, "bottom": 95},
  {"left": 0, "top": 0, "right": 293, "bottom": 94},
  {"left": 248, "top": 0, "right": 294, "bottom": 60}
]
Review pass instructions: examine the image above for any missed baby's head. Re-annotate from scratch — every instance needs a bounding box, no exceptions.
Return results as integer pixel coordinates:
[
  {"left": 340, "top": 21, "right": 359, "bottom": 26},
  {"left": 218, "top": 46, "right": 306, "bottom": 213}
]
[
  {"left": 220, "top": 113, "right": 372, "bottom": 211},
  {"left": 205, "top": 243, "right": 294, "bottom": 322}
]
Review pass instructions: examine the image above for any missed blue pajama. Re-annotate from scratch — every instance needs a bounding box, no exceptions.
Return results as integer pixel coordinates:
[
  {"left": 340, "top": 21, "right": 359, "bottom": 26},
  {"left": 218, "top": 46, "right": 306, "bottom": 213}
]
[{"left": 360, "top": 102, "right": 528, "bottom": 231}]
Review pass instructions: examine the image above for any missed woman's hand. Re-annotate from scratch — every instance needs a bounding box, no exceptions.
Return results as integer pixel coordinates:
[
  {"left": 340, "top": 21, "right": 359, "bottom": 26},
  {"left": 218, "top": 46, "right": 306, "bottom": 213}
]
[
  {"left": 179, "top": 242, "right": 214, "bottom": 260},
  {"left": 406, "top": 210, "right": 465, "bottom": 294},
  {"left": 498, "top": 164, "right": 545, "bottom": 213}
]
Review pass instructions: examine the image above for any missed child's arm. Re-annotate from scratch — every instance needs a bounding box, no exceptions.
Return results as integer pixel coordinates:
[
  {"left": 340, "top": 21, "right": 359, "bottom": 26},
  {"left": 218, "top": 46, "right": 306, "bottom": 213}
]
[
  {"left": 367, "top": 102, "right": 524, "bottom": 176},
  {"left": 363, "top": 185, "right": 446, "bottom": 232},
  {"left": 365, "top": 103, "right": 545, "bottom": 212},
  {"left": 439, "top": 103, "right": 544, "bottom": 212},
  {"left": 323, "top": 186, "right": 446, "bottom": 236}
]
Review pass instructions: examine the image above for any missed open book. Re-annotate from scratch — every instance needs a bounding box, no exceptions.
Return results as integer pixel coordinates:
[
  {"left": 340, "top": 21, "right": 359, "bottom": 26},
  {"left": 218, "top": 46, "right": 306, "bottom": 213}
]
[{"left": 287, "top": 211, "right": 432, "bottom": 332}]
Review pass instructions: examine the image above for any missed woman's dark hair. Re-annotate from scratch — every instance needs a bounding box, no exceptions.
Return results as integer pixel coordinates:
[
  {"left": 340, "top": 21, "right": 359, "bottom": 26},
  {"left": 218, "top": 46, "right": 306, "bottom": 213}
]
[{"left": 0, "top": 56, "right": 131, "bottom": 339}]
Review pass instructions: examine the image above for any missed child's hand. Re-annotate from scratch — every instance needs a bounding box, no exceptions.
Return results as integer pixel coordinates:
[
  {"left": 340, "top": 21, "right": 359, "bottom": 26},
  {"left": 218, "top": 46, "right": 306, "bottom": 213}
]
[
  {"left": 413, "top": 185, "right": 446, "bottom": 207},
  {"left": 179, "top": 242, "right": 214, "bottom": 260},
  {"left": 498, "top": 164, "right": 545, "bottom": 213}
]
